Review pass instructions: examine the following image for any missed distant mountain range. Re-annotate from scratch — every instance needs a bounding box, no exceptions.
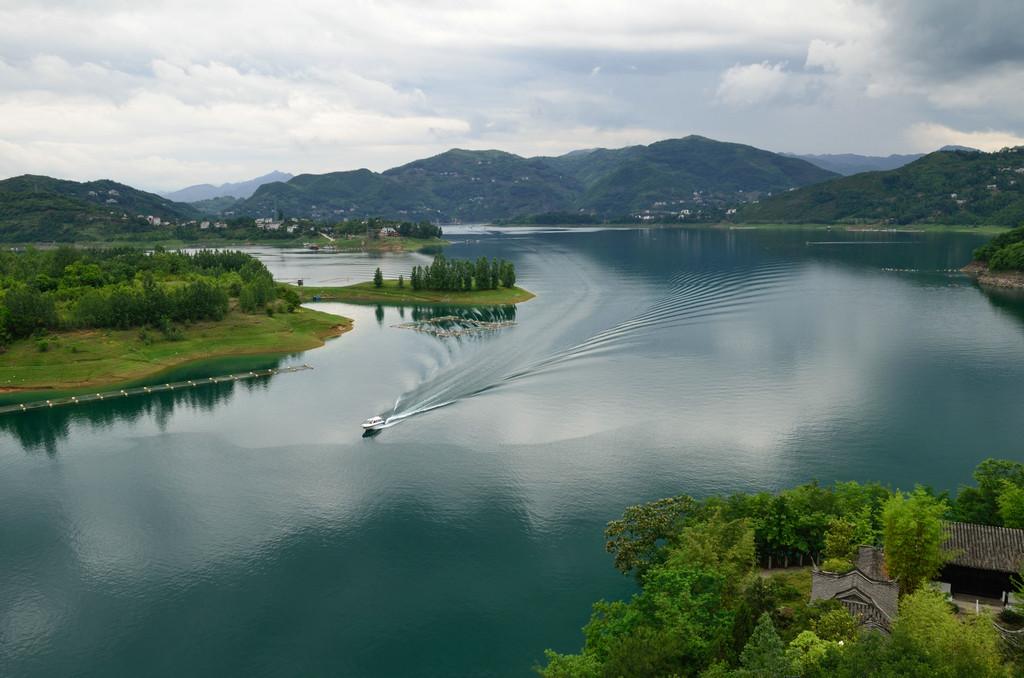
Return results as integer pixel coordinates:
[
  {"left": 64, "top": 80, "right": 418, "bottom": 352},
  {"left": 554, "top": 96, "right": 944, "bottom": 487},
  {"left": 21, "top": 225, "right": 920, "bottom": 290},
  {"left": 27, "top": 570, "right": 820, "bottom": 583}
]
[
  {"left": 739, "top": 147, "right": 1024, "bottom": 226},
  {"left": 162, "top": 171, "right": 293, "bottom": 202},
  {"left": 239, "top": 136, "right": 837, "bottom": 222},
  {"left": 2, "top": 138, "right": 1019, "bottom": 242},
  {"left": 788, "top": 153, "right": 925, "bottom": 176},
  {"left": 790, "top": 146, "right": 981, "bottom": 176}
]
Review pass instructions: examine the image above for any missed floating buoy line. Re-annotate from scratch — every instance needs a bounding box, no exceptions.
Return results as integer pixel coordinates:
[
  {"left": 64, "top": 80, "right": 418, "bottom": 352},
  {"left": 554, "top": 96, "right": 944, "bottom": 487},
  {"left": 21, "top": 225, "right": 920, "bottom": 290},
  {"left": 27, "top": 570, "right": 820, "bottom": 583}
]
[{"left": 0, "top": 365, "right": 313, "bottom": 415}]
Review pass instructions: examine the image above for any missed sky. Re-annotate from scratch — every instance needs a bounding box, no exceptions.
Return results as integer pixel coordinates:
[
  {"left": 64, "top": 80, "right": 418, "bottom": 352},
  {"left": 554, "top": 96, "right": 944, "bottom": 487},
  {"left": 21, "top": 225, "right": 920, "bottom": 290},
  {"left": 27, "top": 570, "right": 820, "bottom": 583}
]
[{"left": 1, "top": 0, "right": 1023, "bottom": 191}]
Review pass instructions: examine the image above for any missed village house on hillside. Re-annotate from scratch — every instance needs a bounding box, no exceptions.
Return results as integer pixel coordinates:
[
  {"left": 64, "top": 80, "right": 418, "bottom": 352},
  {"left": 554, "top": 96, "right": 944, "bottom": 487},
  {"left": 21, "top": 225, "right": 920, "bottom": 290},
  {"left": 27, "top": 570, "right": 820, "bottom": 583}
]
[
  {"left": 810, "top": 522, "right": 1024, "bottom": 632},
  {"left": 941, "top": 521, "right": 1024, "bottom": 604},
  {"left": 810, "top": 546, "right": 899, "bottom": 632}
]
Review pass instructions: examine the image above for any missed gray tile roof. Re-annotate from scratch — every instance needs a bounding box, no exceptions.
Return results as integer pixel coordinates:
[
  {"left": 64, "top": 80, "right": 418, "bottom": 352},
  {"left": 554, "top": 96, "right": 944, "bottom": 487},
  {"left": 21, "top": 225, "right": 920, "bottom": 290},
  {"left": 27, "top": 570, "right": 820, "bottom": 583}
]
[
  {"left": 811, "top": 547, "right": 899, "bottom": 631},
  {"left": 945, "top": 521, "right": 1024, "bottom": 573}
]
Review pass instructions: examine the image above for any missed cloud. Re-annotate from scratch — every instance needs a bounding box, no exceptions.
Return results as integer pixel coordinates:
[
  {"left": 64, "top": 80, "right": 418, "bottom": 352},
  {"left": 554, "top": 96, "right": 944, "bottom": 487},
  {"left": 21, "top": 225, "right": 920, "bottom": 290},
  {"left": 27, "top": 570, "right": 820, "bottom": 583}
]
[
  {"left": 0, "top": 1, "right": 1021, "bottom": 188},
  {"left": 716, "top": 62, "right": 801, "bottom": 107},
  {"left": 907, "top": 123, "right": 1024, "bottom": 152}
]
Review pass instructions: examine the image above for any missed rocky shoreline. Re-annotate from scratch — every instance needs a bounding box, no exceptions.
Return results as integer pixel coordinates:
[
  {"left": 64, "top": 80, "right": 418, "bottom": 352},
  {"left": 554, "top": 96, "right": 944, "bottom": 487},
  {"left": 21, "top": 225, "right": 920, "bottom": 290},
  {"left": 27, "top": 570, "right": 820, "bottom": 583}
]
[{"left": 962, "top": 262, "right": 1024, "bottom": 289}]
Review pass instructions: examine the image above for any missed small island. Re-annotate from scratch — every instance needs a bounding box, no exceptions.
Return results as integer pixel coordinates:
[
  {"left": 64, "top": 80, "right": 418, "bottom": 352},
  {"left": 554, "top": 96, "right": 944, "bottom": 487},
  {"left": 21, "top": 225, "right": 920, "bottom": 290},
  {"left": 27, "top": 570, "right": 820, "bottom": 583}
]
[
  {"left": 294, "top": 254, "right": 535, "bottom": 306},
  {"left": 0, "top": 248, "right": 350, "bottom": 395}
]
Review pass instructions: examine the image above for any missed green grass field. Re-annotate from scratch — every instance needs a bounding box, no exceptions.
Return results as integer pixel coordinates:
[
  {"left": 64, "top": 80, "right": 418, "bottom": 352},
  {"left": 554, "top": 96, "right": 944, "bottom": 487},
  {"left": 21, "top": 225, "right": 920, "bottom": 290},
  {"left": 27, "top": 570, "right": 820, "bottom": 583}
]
[
  {"left": 294, "top": 279, "right": 535, "bottom": 306},
  {"left": 0, "top": 306, "right": 350, "bottom": 392}
]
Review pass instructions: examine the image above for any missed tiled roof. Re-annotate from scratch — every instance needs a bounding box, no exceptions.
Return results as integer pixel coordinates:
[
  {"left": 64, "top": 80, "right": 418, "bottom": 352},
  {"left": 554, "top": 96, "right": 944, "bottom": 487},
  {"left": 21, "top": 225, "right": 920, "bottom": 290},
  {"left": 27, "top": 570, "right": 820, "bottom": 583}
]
[{"left": 945, "top": 521, "right": 1024, "bottom": 573}]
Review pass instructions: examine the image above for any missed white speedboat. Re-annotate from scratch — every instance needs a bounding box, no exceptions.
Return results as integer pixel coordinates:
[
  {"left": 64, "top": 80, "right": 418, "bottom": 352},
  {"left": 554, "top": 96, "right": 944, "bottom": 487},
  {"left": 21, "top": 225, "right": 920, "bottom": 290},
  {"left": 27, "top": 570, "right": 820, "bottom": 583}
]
[{"left": 361, "top": 416, "right": 386, "bottom": 431}]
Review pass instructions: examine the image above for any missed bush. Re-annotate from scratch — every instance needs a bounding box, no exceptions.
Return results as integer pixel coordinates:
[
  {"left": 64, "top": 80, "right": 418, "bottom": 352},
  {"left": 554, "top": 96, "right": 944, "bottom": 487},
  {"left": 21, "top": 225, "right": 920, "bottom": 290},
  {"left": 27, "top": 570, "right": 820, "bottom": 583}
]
[
  {"left": 820, "top": 558, "right": 854, "bottom": 574},
  {"left": 158, "top": 317, "right": 183, "bottom": 341},
  {"left": 999, "top": 607, "right": 1024, "bottom": 625},
  {"left": 36, "top": 339, "right": 49, "bottom": 352},
  {"left": 278, "top": 286, "right": 301, "bottom": 312},
  {"left": 988, "top": 240, "right": 1024, "bottom": 271}
]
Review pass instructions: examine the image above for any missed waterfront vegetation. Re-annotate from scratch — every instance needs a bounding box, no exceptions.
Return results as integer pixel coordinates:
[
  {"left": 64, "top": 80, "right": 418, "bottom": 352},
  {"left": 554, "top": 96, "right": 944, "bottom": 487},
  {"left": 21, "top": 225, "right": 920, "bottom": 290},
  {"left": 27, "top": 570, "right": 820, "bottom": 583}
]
[
  {"left": 295, "top": 254, "right": 533, "bottom": 306},
  {"left": 409, "top": 254, "right": 516, "bottom": 291},
  {"left": 0, "top": 247, "right": 349, "bottom": 390},
  {"left": 540, "top": 458, "right": 1024, "bottom": 677},
  {"left": 295, "top": 280, "right": 534, "bottom": 306},
  {"left": 973, "top": 225, "right": 1024, "bottom": 271}
]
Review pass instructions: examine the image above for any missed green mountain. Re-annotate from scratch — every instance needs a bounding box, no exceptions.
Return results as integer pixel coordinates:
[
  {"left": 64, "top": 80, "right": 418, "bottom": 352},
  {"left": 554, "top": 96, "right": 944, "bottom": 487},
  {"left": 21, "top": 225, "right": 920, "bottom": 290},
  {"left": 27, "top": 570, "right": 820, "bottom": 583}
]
[
  {"left": 0, "top": 175, "right": 198, "bottom": 241},
  {"left": 558, "top": 136, "right": 837, "bottom": 216},
  {"left": 0, "top": 136, "right": 840, "bottom": 240},
  {"left": 238, "top": 136, "right": 837, "bottom": 221},
  {"left": 738, "top": 147, "right": 1024, "bottom": 225}
]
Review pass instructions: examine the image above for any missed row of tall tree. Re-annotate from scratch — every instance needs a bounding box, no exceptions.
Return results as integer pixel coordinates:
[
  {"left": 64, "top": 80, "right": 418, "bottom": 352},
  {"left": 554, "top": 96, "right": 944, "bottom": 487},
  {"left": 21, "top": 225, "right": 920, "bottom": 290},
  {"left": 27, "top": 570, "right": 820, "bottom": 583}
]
[
  {"left": 408, "top": 254, "right": 515, "bottom": 291},
  {"left": 543, "top": 458, "right": 1021, "bottom": 677}
]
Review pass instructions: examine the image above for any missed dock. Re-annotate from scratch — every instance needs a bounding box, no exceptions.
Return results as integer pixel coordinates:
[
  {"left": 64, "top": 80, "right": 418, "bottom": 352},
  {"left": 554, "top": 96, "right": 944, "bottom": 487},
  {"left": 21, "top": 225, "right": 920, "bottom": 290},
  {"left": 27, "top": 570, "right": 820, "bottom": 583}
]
[{"left": 0, "top": 364, "right": 313, "bottom": 415}]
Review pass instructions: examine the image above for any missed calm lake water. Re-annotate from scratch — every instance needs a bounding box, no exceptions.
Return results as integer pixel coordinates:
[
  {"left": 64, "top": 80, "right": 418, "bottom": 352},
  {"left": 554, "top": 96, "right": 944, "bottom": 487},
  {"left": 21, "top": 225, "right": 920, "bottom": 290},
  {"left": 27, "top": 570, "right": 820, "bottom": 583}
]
[{"left": 3, "top": 226, "right": 1024, "bottom": 676}]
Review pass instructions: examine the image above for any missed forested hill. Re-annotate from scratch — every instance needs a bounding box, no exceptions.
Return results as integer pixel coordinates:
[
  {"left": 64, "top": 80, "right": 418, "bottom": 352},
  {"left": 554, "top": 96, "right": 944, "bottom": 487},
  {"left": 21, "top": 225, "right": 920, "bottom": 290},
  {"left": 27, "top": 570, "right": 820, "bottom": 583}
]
[
  {"left": 0, "top": 175, "right": 198, "bottom": 241},
  {"left": 239, "top": 136, "right": 838, "bottom": 222},
  {"left": 738, "top": 147, "right": 1024, "bottom": 226}
]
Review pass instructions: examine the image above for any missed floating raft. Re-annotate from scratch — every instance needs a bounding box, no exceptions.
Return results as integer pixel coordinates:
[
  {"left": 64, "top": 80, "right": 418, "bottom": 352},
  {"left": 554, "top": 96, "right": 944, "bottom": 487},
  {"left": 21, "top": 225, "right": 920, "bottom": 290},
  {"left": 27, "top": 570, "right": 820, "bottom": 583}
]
[
  {"left": 0, "top": 364, "right": 313, "bottom": 415},
  {"left": 394, "top": 315, "right": 516, "bottom": 338}
]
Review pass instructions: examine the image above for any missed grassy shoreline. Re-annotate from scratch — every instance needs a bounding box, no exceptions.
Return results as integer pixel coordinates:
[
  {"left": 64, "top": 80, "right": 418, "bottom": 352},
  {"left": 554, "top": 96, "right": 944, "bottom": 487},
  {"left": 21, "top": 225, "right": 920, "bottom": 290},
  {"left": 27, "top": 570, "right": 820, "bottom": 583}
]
[
  {"left": 294, "top": 280, "right": 535, "bottom": 306},
  {"left": 0, "top": 306, "right": 351, "bottom": 395}
]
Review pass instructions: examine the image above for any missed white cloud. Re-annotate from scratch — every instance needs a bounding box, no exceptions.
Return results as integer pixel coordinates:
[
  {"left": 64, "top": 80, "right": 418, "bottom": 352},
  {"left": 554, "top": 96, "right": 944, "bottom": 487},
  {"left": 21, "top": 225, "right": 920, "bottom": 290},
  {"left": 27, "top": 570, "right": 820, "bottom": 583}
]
[
  {"left": 907, "top": 123, "right": 1024, "bottom": 152},
  {"left": 716, "top": 62, "right": 795, "bottom": 107},
  {"left": 0, "top": 1, "right": 1021, "bottom": 187}
]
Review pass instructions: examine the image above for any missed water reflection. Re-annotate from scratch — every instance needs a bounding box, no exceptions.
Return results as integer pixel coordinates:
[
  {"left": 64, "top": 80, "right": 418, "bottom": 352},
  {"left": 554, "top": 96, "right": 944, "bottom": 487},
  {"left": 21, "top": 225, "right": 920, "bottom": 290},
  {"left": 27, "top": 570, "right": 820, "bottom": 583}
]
[
  {"left": 0, "top": 374, "right": 277, "bottom": 455},
  {"left": 977, "top": 284, "right": 1024, "bottom": 330}
]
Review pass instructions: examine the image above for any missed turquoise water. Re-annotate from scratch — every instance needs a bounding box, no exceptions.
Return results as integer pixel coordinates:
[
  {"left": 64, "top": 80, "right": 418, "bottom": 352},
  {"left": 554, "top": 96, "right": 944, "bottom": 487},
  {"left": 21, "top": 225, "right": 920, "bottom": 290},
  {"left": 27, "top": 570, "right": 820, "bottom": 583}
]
[{"left": 2, "top": 227, "right": 1023, "bottom": 676}]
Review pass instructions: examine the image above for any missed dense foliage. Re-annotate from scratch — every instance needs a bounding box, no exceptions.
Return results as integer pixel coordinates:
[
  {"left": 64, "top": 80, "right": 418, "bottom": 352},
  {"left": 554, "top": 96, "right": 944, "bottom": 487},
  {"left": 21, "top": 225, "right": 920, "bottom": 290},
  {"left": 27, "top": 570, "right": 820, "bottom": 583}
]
[
  {"left": 739, "top": 148, "right": 1024, "bottom": 226},
  {"left": 0, "top": 175, "right": 198, "bottom": 242},
  {"left": 973, "top": 226, "right": 1024, "bottom": 271},
  {"left": 0, "top": 247, "right": 293, "bottom": 346},
  {"left": 408, "top": 254, "right": 516, "bottom": 292},
  {"left": 233, "top": 136, "right": 835, "bottom": 222},
  {"left": 542, "top": 459, "right": 1024, "bottom": 677}
]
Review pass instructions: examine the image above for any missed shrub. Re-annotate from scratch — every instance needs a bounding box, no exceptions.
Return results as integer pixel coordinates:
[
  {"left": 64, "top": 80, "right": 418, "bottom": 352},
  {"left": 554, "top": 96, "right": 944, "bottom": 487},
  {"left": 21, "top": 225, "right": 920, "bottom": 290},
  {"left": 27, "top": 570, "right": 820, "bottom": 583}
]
[{"left": 821, "top": 558, "right": 854, "bottom": 574}]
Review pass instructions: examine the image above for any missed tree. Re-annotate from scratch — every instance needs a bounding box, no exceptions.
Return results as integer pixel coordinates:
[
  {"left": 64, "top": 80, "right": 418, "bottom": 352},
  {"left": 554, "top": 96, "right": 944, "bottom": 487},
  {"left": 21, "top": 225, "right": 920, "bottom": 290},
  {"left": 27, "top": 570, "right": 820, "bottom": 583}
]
[
  {"left": 604, "top": 494, "right": 698, "bottom": 577},
  {"left": 2, "top": 285, "right": 57, "bottom": 338},
  {"left": 882, "top": 487, "right": 951, "bottom": 595},
  {"left": 398, "top": 274, "right": 404, "bottom": 289},
  {"left": 998, "top": 481, "right": 1024, "bottom": 528},
  {"left": 785, "top": 630, "right": 842, "bottom": 677},
  {"left": 811, "top": 607, "right": 858, "bottom": 643},
  {"left": 887, "top": 588, "right": 1007, "bottom": 678},
  {"left": 373, "top": 267, "right": 383, "bottom": 288},
  {"left": 500, "top": 260, "right": 516, "bottom": 288},
  {"left": 823, "top": 509, "right": 875, "bottom": 563},
  {"left": 953, "top": 459, "right": 1024, "bottom": 525},
  {"left": 739, "top": 613, "right": 788, "bottom": 677}
]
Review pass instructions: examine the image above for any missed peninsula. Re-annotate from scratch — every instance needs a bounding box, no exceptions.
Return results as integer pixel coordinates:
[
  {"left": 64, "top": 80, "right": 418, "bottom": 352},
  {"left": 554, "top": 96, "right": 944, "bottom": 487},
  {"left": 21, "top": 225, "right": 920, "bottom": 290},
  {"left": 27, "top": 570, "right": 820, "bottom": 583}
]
[
  {"left": 0, "top": 248, "right": 350, "bottom": 396},
  {"left": 962, "top": 225, "right": 1024, "bottom": 288}
]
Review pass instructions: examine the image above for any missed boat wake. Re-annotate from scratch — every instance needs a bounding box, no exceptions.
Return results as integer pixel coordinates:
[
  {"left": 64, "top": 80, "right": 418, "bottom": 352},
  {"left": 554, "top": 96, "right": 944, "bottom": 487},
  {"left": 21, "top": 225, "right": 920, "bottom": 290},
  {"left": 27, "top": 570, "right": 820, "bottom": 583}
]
[{"left": 372, "top": 257, "right": 795, "bottom": 432}]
